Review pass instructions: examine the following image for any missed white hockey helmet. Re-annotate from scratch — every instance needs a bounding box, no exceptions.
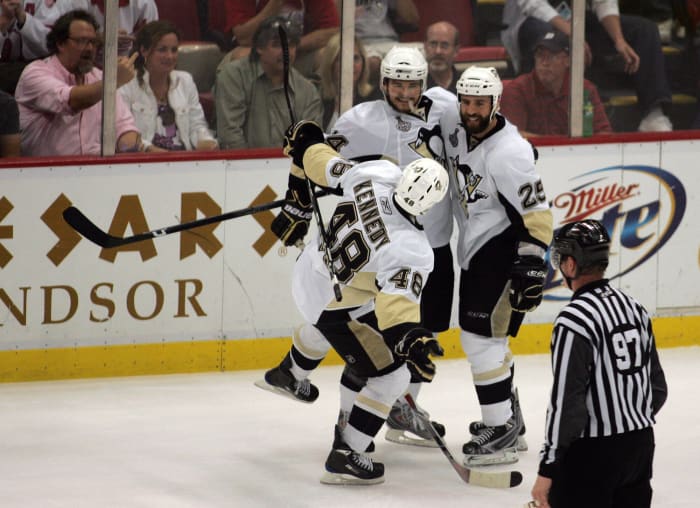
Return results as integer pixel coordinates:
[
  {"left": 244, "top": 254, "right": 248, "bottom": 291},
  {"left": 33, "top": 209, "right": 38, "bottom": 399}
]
[
  {"left": 380, "top": 46, "right": 428, "bottom": 92},
  {"left": 456, "top": 66, "right": 503, "bottom": 120},
  {"left": 395, "top": 158, "right": 449, "bottom": 216}
]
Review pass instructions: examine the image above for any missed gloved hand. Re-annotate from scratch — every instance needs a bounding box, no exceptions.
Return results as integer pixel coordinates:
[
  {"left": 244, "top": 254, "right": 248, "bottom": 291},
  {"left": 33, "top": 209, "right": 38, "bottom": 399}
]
[
  {"left": 271, "top": 174, "right": 313, "bottom": 246},
  {"left": 394, "top": 327, "right": 444, "bottom": 382},
  {"left": 282, "top": 120, "right": 325, "bottom": 168},
  {"left": 509, "top": 255, "right": 547, "bottom": 312}
]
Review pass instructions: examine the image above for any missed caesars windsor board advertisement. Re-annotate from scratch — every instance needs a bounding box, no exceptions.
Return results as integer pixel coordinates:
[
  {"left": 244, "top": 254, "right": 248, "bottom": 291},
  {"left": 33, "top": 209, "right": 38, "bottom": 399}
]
[{"left": 1, "top": 141, "right": 699, "bottom": 353}]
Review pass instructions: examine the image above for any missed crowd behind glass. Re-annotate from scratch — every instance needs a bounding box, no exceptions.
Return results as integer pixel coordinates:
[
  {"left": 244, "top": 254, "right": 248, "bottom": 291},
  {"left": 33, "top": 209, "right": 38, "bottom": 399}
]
[{"left": 1, "top": 0, "right": 698, "bottom": 159}]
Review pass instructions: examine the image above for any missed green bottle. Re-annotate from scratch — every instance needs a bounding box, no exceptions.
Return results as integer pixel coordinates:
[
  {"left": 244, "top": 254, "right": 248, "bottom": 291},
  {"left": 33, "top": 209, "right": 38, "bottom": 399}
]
[{"left": 583, "top": 88, "right": 593, "bottom": 137}]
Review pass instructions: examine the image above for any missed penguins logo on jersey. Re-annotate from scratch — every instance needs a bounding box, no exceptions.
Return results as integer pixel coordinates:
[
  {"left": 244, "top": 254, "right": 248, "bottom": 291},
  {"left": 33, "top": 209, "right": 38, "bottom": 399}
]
[
  {"left": 408, "top": 124, "right": 445, "bottom": 163},
  {"left": 408, "top": 94, "right": 431, "bottom": 122},
  {"left": 452, "top": 155, "right": 488, "bottom": 214}
]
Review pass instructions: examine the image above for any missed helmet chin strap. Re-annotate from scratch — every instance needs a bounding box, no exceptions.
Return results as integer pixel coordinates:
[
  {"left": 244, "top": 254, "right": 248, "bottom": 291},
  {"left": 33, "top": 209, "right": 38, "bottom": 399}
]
[
  {"left": 561, "top": 265, "right": 578, "bottom": 290},
  {"left": 563, "top": 275, "right": 574, "bottom": 290}
]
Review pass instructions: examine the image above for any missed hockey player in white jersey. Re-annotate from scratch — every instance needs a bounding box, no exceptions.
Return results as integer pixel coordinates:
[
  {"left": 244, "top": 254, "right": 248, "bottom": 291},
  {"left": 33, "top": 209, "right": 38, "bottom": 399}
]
[
  {"left": 258, "top": 120, "right": 447, "bottom": 484},
  {"left": 325, "top": 45, "right": 456, "bottom": 446},
  {"left": 440, "top": 66, "right": 553, "bottom": 466}
]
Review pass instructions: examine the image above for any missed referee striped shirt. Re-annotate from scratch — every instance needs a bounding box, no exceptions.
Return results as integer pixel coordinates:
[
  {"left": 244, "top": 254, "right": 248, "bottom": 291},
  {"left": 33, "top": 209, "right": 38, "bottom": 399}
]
[{"left": 539, "top": 279, "right": 667, "bottom": 472}]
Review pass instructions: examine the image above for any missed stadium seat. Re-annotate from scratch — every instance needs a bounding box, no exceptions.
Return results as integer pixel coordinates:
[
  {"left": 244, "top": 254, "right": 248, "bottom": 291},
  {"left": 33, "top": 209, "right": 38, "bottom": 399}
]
[
  {"left": 155, "top": 0, "right": 201, "bottom": 41},
  {"left": 454, "top": 46, "right": 512, "bottom": 77}
]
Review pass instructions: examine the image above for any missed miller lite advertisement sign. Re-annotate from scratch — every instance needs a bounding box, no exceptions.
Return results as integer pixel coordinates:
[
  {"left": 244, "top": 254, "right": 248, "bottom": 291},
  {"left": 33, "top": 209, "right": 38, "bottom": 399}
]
[{"left": 1, "top": 140, "right": 698, "bottom": 360}]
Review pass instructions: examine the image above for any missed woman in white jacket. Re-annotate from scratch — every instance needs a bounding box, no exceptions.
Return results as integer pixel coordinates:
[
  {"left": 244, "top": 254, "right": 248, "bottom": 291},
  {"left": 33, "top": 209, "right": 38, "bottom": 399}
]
[{"left": 119, "top": 20, "right": 217, "bottom": 151}]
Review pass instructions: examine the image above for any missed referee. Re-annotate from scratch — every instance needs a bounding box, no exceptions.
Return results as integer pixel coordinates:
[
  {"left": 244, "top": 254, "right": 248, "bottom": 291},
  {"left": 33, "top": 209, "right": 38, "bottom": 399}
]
[{"left": 530, "top": 219, "right": 668, "bottom": 508}]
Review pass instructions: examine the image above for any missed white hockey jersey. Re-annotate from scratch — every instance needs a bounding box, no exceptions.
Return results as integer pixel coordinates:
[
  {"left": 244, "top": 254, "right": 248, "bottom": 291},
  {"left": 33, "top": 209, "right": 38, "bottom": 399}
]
[
  {"left": 86, "top": 0, "right": 159, "bottom": 34},
  {"left": 292, "top": 148, "right": 434, "bottom": 331},
  {"left": 329, "top": 86, "right": 456, "bottom": 248},
  {"left": 440, "top": 110, "right": 553, "bottom": 270}
]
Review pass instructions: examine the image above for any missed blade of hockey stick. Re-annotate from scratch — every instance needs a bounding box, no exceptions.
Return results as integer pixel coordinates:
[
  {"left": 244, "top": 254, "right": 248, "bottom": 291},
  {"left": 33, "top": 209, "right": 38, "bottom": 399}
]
[
  {"left": 63, "top": 193, "right": 328, "bottom": 249},
  {"left": 403, "top": 394, "right": 523, "bottom": 488}
]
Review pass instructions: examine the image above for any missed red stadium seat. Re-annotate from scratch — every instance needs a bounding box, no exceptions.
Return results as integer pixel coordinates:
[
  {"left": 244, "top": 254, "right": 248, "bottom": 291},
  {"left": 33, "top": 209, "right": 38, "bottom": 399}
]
[{"left": 155, "top": 0, "right": 201, "bottom": 41}]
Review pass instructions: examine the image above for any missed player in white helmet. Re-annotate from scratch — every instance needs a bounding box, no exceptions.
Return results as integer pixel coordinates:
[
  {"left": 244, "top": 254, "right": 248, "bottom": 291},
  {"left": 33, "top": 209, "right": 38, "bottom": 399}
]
[
  {"left": 378, "top": 46, "right": 428, "bottom": 114},
  {"left": 438, "top": 66, "right": 553, "bottom": 466},
  {"left": 258, "top": 120, "right": 447, "bottom": 484},
  {"left": 319, "top": 45, "right": 457, "bottom": 447}
]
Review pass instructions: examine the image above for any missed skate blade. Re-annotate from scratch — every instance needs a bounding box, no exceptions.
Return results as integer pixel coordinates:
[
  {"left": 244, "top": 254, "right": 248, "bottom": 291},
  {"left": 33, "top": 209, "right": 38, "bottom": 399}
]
[
  {"left": 320, "top": 471, "right": 384, "bottom": 485},
  {"left": 252, "top": 379, "right": 314, "bottom": 404},
  {"left": 516, "top": 435, "right": 528, "bottom": 452},
  {"left": 463, "top": 447, "right": 519, "bottom": 467},
  {"left": 385, "top": 428, "right": 438, "bottom": 448}
]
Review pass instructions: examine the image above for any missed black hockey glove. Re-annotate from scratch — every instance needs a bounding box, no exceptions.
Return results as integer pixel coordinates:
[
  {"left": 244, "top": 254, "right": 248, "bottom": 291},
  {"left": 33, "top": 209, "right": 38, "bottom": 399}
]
[
  {"left": 509, "top": 255, "right": 547, "bottom": 312},
  {"left": 271, "top": 174, "right": 313, "bottom": 246},
  {"left": 282, "top": 120, "right": 325, "bottom": 168},
  {"left": 394, "top": 327, "right": 444, "bottom": 383}
]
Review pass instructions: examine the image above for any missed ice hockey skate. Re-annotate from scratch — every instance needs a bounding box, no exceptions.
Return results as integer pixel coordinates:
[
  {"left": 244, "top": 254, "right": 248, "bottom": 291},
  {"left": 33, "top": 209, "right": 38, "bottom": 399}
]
[
  {"left": 462, "top": 420, "right": 520, "bottom": 466},
  {"left": 253, "top": 356, "right": 319, "bottom": 403},
  {"left": 469, "top": 419, "right": 527, "bottom": 452},
  {"left": 320, "top": 426, "right": 385, "bottom": 485},
  {"left": 385, "top": 398, "right": 445, "bottom": 448},
  {"left": 469, "top": 389, "right": 528, "bottom": 451}
]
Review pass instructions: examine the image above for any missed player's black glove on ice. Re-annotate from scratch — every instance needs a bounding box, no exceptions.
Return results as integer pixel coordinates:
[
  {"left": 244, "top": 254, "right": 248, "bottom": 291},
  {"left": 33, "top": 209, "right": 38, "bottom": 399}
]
[
  {"left": 509, "top": 255, "right": 547, "bottom": 312},
  {"left": 395, "top": 328, "right": 444, "bottom": 383},
  {"left": 282, "top": 120, "right": 325, "bottom": 168},
  {"left": 271, "top": 174, "right": 313, "bottom": 246}
]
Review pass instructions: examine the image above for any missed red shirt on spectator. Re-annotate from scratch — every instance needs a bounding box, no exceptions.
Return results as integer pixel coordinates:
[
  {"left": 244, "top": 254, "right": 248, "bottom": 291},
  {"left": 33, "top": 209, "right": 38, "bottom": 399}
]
[
  {"left": 500, "top": 72, "right": 612, "bottom": 136},
  {"left": 226, "top": 0, "right": 339, "bottom": 36}
]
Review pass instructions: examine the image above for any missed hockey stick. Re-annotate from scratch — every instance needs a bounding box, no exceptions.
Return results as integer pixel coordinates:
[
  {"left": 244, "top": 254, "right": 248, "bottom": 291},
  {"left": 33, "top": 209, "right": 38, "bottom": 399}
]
[
  {"left": 403, "top": 394, "right": 523, "bottom": 489},
  {"left": 278, "top": 23, "right": 342, "bottom": 302},
  {"left": 63, "top": 191, "right": 327, "bottom": 248}
]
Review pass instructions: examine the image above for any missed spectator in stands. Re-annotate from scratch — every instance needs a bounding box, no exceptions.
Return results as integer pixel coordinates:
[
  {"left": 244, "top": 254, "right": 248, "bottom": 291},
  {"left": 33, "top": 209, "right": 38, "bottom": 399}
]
[
  {"left": 318, "top": 33, "right": 381, "bottom": 130},
  {"left": 424, "top": 20, "right": 460, "bottom": 93},
  {"left": 620, "top": 0, "right": 675, "bottom": 43},
  {"left": 354, "top": 0, "right": 420, "bottom": 82},
  {"left": 0, "top": 89, "right": 20, "bottom": 157},
  {"left": 119, "top": 21, "right": 217, "bottom": 151},
  {"left": 15, "top": 9, "right": 143, "bottom": 156},
  {"left": 0, "top": 0, "right": 83, "bottom": 94},
  {"left": 500, "top": 30, "right": 612, "bottom": 138},
  {"left": 87, "top": 0, "right": 159, "bottom": 58},
  {"left": 223, "top": 0, "right": 339, "bottom": 79},
  {"left": 501, "top": 0, "right": 674, "bottom": 132},
  {"left": 214, "top": 15, "right": 322, "bottom": 149}
]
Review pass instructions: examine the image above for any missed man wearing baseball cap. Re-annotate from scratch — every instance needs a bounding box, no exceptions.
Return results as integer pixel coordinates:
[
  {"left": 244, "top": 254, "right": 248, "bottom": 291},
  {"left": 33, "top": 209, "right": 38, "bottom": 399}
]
[{"left": 499, "top": 30, "right": 612, "bottom": 138}]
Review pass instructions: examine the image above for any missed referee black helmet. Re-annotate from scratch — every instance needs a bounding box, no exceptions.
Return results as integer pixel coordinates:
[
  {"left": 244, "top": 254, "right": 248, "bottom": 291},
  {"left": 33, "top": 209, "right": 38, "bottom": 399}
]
[{"left": 550, "top": 219, "right": 610, "bottom": 271}]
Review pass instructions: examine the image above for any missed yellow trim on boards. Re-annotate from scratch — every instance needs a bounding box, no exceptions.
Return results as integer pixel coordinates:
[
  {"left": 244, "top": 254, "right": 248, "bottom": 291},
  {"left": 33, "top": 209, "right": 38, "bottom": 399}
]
[{"left": 1, "top": 316, "right": 698, "bottom": 383}]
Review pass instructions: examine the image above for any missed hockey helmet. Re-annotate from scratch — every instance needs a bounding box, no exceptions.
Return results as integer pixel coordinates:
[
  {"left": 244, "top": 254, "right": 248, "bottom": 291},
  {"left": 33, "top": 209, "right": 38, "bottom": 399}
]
[
  {"left": 456, "top": 66, "right": 503, "bottom": 120},
  {"left": 550, "top": 219, "right": 611, "bottom": 271},
  {"left": 395, "top": 158, "right": 449, "bottom": 216},
  {"left": 380, "top": 46, "right": 428, "bottom": 93}
]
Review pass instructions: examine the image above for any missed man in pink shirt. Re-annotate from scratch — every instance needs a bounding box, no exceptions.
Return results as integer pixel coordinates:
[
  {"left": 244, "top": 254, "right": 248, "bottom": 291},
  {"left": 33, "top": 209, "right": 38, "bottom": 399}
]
[{"left": 15, "top": 9, "right": 142, "bottom": 156}]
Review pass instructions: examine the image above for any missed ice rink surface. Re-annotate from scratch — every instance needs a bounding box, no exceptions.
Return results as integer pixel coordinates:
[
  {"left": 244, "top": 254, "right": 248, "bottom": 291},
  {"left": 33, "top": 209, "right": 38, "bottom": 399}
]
[{"left": 0, "top": 346, "right": 696, "bottom": 508}]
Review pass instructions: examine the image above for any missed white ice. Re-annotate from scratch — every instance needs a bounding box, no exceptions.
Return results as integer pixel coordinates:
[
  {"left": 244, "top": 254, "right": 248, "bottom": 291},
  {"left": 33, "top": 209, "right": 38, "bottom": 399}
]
[{"left": 0, "top": 346, "right": 696, "bottom": 508}]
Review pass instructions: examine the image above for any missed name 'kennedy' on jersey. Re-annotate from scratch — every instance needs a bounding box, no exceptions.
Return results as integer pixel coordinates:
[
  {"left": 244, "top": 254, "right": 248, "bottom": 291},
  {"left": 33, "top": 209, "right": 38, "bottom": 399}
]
[{"left": 354, "top": 180, "right": 390, "bottom": 248}]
